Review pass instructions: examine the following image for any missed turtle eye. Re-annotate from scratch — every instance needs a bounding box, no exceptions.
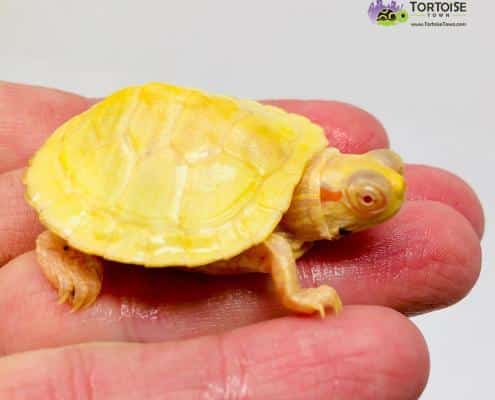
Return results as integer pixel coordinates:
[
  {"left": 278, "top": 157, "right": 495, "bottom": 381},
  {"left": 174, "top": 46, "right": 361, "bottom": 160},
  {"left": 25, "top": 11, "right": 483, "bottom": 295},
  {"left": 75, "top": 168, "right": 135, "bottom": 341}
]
[
  {"left": 346, "top": 172, "right": 390, "bottom": 217},
  {"left": 361, "top": 193, "right": 375, "bottom": 206},
  {"left": 356, "top": 188, "right": 385, "bottom": 211},
  {"left": 397, "top": 10, "right": 409, "bottom": 22}
]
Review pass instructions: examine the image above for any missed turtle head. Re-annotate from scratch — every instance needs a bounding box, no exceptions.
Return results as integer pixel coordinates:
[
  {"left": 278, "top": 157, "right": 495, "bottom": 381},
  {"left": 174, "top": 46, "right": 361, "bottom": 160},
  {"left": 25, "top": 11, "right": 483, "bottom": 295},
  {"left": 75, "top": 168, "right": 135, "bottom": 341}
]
[
  {"left": 319, "top": 149, "right": 406, "bottom": 237},
  {"left": 282, "top": 148, "right": 406, "bottom": 241}
]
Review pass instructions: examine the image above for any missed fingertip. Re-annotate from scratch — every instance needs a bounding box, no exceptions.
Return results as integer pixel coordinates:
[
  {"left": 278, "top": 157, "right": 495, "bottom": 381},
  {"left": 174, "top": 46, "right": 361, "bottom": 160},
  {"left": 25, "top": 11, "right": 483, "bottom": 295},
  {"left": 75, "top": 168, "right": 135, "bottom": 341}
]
[
  {"left": 264, "top": 100, "right": 390, "bottom": 153},
  {"left": 405, "top": 164, "right": 485, "bottom": 237},
  {"left": 332, "top": 306, "right": 430, "bottom": 399},
  {"left": 300, "top": 200, "right": 482, "bottom": 315},
  {"left": 339, "top": 306, "right": 430, "bottom": 388},
  {"left": 222, "top": 305, "right": 429, "bottom": 400},
  {"left": 356, "top": 306, "right": 430, "bottom": 398},
  {"left": 411, "top": 201, "right": 482, "bottom": 308},
  {"left": 393, "top": 201, "right": 482, "bottom": 311}
]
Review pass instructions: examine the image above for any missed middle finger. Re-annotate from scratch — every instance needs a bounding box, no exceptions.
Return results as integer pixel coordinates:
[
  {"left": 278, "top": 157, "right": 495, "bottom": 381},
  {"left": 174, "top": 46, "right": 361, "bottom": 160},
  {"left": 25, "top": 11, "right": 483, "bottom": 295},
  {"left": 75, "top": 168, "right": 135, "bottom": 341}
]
[{"left": 0, "top": 199, "right": 480, "bottom": 355}]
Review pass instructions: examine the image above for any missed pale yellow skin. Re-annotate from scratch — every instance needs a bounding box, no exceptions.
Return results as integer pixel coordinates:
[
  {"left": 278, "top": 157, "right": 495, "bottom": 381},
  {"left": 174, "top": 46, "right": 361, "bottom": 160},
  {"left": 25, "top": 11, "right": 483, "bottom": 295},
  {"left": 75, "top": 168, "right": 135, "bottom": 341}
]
[{"left": 26, "top": 83, "right": 406, "bottom": 315}]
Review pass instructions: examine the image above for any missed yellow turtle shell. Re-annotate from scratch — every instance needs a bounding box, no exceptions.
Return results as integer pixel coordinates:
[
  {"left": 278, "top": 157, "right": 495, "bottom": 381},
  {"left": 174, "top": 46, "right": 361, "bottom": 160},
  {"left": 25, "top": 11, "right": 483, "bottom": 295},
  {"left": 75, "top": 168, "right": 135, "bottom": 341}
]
[{"left": 24, "top": 83, "right": 328, "bottom": 266}]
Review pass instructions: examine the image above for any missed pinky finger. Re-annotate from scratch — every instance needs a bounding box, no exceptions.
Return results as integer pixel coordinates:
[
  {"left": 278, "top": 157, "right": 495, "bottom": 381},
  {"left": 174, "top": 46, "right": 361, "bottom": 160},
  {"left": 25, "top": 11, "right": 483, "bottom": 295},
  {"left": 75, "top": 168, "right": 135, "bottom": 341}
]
[{"left": 0, "top": 306, "right": 429, "bottom": 400}]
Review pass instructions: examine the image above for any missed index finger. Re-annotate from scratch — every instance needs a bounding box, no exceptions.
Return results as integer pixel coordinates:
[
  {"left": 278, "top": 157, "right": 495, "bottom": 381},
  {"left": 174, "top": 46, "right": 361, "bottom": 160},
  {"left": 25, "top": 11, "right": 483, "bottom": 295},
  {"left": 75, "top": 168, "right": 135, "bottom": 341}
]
[{"left": 0, "top": 82, "right": 389, "bottom": 173}]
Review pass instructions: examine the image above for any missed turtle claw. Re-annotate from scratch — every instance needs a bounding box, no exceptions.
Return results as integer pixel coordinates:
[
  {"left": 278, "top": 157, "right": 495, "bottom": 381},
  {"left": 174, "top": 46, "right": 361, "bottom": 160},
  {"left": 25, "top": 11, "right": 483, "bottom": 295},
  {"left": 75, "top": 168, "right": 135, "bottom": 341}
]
[
  {"left": 58, "top": 290, "right": 71, "bottom": 305},
  {"left": 70, "top": 278, "right": 96, "bottom": 312},
  {"left": 36, "top": 231, "right": 104, "bottom": 311}
]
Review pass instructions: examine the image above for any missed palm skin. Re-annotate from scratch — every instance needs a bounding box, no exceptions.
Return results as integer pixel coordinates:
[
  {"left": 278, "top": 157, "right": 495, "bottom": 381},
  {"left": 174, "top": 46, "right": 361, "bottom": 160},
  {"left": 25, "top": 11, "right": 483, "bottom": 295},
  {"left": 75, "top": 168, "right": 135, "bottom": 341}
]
[{"left": 0, "top": 82, "right": 483, "bottom": 399}]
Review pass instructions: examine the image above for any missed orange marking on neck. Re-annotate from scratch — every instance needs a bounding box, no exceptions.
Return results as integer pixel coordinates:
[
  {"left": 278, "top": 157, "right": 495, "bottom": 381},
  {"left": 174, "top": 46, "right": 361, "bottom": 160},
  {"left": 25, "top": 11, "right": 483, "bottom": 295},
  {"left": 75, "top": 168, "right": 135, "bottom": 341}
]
[{"left": 320, "top": 187, "right": 342, "bottom": 202}]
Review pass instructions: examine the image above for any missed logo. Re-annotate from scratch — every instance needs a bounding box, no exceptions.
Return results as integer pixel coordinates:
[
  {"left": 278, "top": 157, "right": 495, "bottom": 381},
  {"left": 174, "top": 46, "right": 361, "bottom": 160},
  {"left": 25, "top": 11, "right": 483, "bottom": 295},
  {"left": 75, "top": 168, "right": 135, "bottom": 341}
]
[
  {"left": 368, "top": 1, "right": 469, "bottom": 28},
  {"left": 368, "top": 1, "right": 409, "bottom": 26}
]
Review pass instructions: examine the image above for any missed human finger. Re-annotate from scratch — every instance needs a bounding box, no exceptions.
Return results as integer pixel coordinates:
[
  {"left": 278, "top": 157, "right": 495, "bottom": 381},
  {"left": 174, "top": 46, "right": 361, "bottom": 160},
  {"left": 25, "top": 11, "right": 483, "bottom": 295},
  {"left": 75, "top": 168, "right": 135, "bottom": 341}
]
[
  {"left": 0, "top": 201, "right": 480, "bottom": 353},
  {"left": 405, "top": 164, "right": 484, "bottom": 237},
  {"left": 0, "top": 306, "right": 429, "bottom": 400}
]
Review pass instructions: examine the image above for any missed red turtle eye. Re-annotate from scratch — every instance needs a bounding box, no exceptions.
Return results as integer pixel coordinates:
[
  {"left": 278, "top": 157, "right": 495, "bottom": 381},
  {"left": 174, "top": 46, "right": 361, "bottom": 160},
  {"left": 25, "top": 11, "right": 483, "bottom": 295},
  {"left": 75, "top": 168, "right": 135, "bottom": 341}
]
[
  {"left": 362, "top": 195, "right": 374, "bottom": 204},
  {"left": 346, "top": 171, "right": 390, "bottom": 216}
]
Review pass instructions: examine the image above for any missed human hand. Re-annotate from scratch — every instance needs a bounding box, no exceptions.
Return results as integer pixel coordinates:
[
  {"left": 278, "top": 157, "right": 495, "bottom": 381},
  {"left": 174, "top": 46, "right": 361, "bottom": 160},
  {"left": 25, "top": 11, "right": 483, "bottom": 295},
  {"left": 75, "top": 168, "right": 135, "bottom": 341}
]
[{"left": 0, "top": 82, "right": 483, "bottom": 399}]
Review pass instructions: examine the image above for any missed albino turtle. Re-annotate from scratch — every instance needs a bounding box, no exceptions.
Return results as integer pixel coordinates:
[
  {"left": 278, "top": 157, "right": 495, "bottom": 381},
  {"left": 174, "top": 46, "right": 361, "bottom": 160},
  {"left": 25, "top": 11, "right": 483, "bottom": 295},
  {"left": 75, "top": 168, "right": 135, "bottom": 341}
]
[{"left": 24, "top": 83, "right": 406, "bottom": 316}]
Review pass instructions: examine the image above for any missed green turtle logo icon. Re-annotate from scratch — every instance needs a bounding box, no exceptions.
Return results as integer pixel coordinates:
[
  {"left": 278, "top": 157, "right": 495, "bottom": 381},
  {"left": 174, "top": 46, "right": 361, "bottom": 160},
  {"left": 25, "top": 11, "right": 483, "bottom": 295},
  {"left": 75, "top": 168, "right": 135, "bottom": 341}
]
[{"left": 376, "top": 8, "right": 409, "bottom": 26}]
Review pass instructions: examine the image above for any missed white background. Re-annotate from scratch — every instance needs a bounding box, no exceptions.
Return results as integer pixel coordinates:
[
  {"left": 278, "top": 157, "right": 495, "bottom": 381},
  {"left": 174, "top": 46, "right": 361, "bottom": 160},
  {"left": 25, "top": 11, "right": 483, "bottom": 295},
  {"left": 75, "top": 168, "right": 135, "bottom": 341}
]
[{"left": 1, "top": 1, "right": 493, "bottom": 398}]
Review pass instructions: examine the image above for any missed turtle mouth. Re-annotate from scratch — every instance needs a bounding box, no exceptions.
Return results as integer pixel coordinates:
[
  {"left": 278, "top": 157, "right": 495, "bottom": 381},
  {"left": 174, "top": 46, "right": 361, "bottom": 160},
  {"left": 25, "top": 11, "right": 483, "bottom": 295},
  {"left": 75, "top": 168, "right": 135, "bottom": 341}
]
[{"left": 338, "top": 227, "right": 352, "bottom": 236}]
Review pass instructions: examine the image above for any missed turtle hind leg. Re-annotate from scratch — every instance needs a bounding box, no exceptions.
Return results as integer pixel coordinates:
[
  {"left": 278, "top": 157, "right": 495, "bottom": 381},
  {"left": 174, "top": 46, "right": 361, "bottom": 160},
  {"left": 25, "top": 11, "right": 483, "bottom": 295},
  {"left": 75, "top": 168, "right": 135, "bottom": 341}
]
[
  {"left": 36, "top": 231, "right": 103, "bottom": 311},
  {"left": 265, "top": 234, "right": 342, "bottom": 317}
]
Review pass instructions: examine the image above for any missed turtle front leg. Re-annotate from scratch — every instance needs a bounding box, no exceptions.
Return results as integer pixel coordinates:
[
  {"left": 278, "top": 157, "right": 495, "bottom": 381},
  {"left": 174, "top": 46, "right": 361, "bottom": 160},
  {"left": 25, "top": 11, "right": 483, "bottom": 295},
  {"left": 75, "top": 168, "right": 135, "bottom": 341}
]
[
  {"left": 36, "top": 231, "right": 103, "bottom": 311},
  {"left": 265, "top": 234, "right": 342, "bottom": 317}
]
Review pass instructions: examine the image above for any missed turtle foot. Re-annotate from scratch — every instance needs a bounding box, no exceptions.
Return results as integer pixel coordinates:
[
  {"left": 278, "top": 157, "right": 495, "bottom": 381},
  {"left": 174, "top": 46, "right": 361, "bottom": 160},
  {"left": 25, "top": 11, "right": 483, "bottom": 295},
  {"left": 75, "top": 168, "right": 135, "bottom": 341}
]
[
  {"left": 36, "top": 231, "right": 103, "bottom": 311},
  {"left": 287, "top": 285, "right": 343, "bottom": 317},
  {"left": 266, "top": 233, "right": 343, "bottom": 317}
]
